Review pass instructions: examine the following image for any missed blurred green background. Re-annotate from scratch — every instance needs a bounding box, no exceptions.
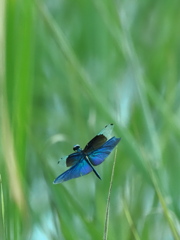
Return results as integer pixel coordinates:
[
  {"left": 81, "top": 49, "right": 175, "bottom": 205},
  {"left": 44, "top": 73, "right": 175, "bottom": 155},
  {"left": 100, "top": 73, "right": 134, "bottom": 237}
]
[{"left": 1, "top": 0, "right": 180, "bottom": 239}]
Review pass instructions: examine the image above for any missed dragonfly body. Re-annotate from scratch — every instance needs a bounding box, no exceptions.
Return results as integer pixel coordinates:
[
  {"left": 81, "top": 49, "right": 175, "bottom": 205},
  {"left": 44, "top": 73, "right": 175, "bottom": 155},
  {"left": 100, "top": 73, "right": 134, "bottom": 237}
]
[{"left": 53, "top": 124, "right": 120, "bottom": 184}]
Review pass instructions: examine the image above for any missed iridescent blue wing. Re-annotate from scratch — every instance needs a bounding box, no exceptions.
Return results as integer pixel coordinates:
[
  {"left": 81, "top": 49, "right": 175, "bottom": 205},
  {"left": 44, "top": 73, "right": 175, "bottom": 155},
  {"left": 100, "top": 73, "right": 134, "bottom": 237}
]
[
  {"left": 83, "top": 124, "right": 114, "bottom": 153},
  {"left": 88, "top": 137, "right": 121, "bottom": 166},
  {"left": 53, "top": 159, "right": 93, "bottom": 184},
  {"left": 58, "top": 152, "right": 83, "bottom": 167}
]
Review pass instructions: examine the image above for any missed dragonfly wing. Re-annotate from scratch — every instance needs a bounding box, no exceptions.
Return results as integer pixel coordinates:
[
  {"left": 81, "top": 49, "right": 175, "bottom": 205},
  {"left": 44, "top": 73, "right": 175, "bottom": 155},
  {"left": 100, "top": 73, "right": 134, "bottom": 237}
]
[
  {"left": 53, "top": 159, "right": 93, "bottom": 184},
  {"left": 98, "top": 123, "right": 114, "bottom": 138},
  {"left": 66, "top": 152, "right": 84, "bottom": 167},
  {"left": 58, "top": 155, "right": 68, "bottom": 167},
  {"left": 88, "top": 137, "right": 121, "bottom": 166},
  {"left": 58, "top": 152, "right": 84, "bottom": 167},
  {"left": 83, "top": 123, "right": 114, "bottom": 153}
]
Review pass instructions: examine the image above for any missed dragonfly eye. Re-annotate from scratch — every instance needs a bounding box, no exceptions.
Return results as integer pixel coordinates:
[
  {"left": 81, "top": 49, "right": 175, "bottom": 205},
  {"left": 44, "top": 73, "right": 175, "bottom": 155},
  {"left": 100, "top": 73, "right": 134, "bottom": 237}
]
[{"left": 73, "top": 144, "right": 80, "bottom": 151}]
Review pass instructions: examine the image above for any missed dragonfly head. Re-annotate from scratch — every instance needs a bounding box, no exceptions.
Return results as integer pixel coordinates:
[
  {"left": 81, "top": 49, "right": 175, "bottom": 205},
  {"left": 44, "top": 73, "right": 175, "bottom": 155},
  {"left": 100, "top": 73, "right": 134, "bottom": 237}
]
[{"left": 73, "top": 144, "right": 81, "bottom": 151}]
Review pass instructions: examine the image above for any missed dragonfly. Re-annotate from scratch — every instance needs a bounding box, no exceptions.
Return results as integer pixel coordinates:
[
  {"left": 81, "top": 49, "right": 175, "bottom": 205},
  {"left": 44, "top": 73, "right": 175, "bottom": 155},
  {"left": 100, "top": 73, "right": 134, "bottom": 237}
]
[{"left": 53, "top": 123, "right": 121, "bottom": 184}]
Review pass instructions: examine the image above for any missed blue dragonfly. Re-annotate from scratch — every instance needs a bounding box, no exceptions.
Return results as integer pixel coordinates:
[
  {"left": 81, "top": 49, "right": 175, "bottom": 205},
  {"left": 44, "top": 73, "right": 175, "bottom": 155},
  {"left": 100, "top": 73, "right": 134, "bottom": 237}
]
[{"left": 53, "top": 123, "right": 121, "bottom": 184}]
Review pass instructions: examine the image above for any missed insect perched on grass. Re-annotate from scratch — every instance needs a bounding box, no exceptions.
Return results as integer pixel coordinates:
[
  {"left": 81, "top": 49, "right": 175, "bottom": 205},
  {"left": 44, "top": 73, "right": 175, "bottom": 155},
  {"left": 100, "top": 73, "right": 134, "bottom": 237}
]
[{"left": 53, "top": 124, "right": 121, "bottom": 184}]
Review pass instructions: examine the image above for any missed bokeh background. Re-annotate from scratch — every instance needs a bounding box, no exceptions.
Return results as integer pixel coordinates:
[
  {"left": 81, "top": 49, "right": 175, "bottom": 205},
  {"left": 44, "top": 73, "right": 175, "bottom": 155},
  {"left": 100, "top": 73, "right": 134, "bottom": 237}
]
[{"left": 1, "top": 0, "right": 180, "bottom": 239}]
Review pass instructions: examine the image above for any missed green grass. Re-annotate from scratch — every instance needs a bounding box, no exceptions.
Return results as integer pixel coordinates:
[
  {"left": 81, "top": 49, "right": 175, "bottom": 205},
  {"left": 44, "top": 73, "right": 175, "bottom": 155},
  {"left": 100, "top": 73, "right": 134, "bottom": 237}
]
[{"left": 1, "top": 0, "right": 180, "bottom": 239}]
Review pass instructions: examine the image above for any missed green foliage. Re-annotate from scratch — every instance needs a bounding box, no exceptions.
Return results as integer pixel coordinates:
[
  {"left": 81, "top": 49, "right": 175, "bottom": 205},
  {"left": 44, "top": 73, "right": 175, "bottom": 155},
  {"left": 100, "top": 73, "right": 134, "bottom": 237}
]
[{"left": 1, "top": 0, "right": 180, "bottom": 239}]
